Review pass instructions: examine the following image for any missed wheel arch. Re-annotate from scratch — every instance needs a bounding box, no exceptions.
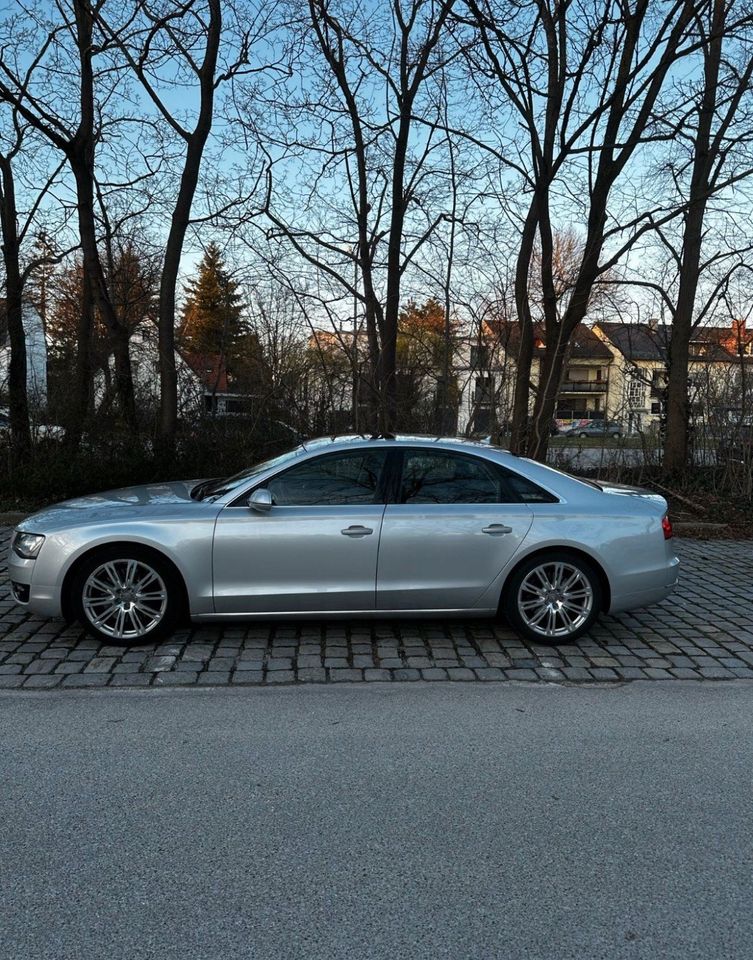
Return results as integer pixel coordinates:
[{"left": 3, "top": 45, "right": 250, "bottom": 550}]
[
  {"left": 60, "top": 541, "right": 190, "bottom": 623},
  {"left": 499, "top": 544, "right": 612, "bottom": 615}
]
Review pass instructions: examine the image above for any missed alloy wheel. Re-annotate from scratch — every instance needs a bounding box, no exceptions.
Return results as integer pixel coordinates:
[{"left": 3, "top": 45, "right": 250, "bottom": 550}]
[
  {"left": 82, "top": 559, "right": 168, "bottom": 641},
  {"left": 517, "top": 561, "right": 594, "bottom": 639}
]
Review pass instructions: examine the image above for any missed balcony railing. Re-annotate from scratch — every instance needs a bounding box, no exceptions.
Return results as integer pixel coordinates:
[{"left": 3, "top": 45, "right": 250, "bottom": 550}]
[{"left": 559, "top": 380, "right": 608, "bottom": 393}]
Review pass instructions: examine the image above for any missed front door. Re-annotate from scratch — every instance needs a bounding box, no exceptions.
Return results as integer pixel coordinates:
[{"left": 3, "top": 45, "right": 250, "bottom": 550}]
[
  {"left": 212, "top": 448, "right": 388, "bottom": 613},
  {"left": 376, "top": 448, "right": 534, "bottom": 611}
]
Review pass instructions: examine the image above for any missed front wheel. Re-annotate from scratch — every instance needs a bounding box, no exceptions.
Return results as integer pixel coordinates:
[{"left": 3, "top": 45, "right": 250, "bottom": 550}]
[
  {"left": 71, "top": 547, "right": 182, "bottom": 645},
  {"left": 503, "top": 552, "right": 602, "bottom": 646},
  {"left": 578, "top": 432, "right": 588, "bottom": 438}
]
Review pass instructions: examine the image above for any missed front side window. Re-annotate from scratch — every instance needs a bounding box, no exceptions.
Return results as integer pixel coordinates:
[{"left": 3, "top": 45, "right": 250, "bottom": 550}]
[
  {"left": 399, "top": 450, "right": 503, "bottom": 504},
  {"left": 266, "top": 450, "right": 387, "bottom": 506}
]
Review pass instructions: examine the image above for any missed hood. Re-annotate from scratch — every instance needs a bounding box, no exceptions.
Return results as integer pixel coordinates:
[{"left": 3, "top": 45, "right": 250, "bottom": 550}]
[{"left": 18, "top": 480, "right": 209, "bottom": 533}]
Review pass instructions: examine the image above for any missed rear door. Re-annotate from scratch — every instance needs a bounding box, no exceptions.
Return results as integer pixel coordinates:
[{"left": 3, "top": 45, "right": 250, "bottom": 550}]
[{"left": 376, "top": 448, "right": 535, "bottom": 611}]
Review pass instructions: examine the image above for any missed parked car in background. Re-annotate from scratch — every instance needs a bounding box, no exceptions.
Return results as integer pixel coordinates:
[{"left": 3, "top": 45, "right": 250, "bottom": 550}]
[
  {"left": 563, "top": 420, "right": 624, "bottom": 439},
  {"left": 8, "top": 435, "right": 678, "bottom": 647}
]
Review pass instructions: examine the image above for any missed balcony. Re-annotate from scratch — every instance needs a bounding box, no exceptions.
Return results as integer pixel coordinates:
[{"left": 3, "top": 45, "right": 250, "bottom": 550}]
[{"left": 559, "top": 380, "right": 608, "bottom": 394}]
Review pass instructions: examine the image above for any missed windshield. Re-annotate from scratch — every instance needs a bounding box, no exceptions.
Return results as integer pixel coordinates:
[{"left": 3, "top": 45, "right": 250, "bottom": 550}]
[{"left": 192, "top": 446, "right": 304, "bottom": 501}]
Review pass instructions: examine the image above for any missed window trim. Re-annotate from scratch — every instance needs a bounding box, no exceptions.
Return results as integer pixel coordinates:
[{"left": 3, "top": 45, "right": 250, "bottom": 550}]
[{"left": 227, "top": 447, "right": 392, "bottom": 508}]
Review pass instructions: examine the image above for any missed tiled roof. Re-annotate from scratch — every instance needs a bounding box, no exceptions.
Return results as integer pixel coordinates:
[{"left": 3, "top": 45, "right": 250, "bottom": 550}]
[
  {"left": 181, "top": 352, "right": 229, "bottom": 393},
  {"left": 487, "top": 320, "right": 613, "bottom": 360},
  {"left": 596, "top": 322, "right": 669, "bottom": 361},
  {"left": 597, "top": 320, "right": 752, "bottom": 362}
]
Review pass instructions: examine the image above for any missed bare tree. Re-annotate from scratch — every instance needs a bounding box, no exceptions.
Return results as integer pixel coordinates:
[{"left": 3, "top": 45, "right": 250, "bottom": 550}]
[
  {"left": 256, "top": 0, "right": 461, "bottom": 432},
  {"left": 0, "top": 107, "right": 68, "bottom": 454},
  {"left": 0, "top": 0, "right": 141, "bottom": 435},
  {"left": 93, "top": 0, "right": 277, "bottom": 450},
  {"left": 466, "top": 0, "right": 705, "bottom": 461},
  {"left": 660, "top": 0, "right": 753, "bottom": 471}
]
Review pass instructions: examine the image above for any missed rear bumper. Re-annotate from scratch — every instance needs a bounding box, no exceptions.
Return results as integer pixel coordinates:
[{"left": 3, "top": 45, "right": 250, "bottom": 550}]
[{"left": 609, "top": 553, "right": 680, "bottom": 614}]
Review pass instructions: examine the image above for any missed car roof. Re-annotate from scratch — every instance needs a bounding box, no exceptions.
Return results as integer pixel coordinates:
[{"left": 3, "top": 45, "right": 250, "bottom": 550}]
[{"left": 300, "top": 434, "right": 505, "bottom": 455}]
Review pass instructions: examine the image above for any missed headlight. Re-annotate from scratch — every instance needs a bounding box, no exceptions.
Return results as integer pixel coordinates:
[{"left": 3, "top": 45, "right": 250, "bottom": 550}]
[{"left": 12, "top": 531, "right": 45, "bottom": 559}]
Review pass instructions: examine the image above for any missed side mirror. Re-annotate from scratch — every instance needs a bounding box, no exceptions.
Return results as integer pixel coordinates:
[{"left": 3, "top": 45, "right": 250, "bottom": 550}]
[{"left": 248, "top": 488, "right": 273, "bottom": 513}]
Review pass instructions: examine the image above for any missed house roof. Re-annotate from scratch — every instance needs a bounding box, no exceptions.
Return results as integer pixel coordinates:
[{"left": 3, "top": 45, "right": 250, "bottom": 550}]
[
  {"left": 487, "top": 320, "right": 613, "bottom": 361},
  {"left": 596, "top": 322, "right": 669, "bottom": 361},
  {"left": 181, "top": 352, "right": 229, "bottom": 393},
  {"left": 597, "top": 320, "right": 753, "bottom": 362}
]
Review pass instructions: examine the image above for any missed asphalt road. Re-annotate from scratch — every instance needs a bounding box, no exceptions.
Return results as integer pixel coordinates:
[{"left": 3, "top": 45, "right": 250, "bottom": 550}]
[{"left": 3, "top": 681, "right": 753, "bottom": 960}]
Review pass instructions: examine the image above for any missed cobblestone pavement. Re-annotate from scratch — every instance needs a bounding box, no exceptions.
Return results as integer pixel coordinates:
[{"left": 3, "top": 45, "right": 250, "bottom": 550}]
[{"left": 1, "top": 526, "right": 751, "bottom": 690}]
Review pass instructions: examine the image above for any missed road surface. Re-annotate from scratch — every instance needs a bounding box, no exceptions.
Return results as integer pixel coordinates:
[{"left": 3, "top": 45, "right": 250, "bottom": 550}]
[{"left": 3, "top": 681, "right": 752, "bottom": 959}]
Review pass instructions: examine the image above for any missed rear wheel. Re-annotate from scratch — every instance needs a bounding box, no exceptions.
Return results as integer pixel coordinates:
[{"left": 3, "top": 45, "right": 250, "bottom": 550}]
[
  {"left": 578, "top": 432, "right": 588, "bottom": 438},
  {"left": 72, "top": 547, "right": 182, "bottom": 645},
  {"left": 504, "top": 552, "right": 602, "bottom": 646}
]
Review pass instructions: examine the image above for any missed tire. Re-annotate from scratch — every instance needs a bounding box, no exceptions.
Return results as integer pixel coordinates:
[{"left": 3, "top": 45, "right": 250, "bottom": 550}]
[
  {"left": 503, "top": 551, "right": 602, "bottom": 646},
  {"left": 578, "top": 432, "right": 588, "bottom": 438},
  {"left": 71, "top": 546, "right": 183, "bottom": 646},
  {"left": 612, "top": 432, "right": 621, "bottom": 439}
]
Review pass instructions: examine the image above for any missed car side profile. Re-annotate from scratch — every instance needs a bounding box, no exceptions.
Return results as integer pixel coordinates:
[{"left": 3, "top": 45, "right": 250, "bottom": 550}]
[
  {"left": 563, "top": 420, "right": 624, "bottom": 439},
  {"left": 7, "top": 436, "right": 678, "bottom": 646}
]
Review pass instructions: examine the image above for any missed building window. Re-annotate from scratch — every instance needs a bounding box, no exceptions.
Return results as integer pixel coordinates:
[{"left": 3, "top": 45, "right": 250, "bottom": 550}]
[
  {"left": 626, "top": 374, "right": 644, "bottom": 408},
  {"left": 474, "top": 376, "right": 493, "bottom": 404},
  {"left": 470, "top": 344, "right": 490, "bottom": 368}
]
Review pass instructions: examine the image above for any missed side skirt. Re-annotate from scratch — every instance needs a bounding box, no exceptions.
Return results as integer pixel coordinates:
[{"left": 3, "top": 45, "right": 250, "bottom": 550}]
[{"left": 191, "top": 608, "right": 498, "bottom": 621}]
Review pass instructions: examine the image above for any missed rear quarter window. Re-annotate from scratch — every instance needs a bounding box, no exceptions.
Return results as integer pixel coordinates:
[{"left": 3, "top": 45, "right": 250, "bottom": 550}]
[{"left": 502, "top": 470, "right": 560, "bottom": 504}]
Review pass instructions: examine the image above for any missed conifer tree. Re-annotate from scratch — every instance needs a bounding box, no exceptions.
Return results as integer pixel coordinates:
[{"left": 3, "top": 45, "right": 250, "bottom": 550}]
[{"left": 180, "top": 244, "right": 243, "bottom": 356}]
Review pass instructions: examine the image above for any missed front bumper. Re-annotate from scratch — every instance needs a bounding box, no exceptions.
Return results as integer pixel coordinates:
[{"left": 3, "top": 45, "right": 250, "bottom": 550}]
[{"left": 7, "top": 548, "right": 63, "bottom": 617}]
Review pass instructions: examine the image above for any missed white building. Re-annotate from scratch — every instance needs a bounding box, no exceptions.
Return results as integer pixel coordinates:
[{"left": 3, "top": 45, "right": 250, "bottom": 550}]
[{"left": 0, "top": 303, "right": 48, "bottom": 405}]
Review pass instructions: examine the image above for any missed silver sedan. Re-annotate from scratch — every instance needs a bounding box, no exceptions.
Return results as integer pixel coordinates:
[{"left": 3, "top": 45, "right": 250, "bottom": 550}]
[{"left": 7, "top": 436, "right": 679, "bottom": 646}]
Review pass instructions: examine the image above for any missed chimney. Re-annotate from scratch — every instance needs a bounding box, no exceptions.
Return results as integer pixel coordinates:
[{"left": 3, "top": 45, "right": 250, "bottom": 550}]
[{"left": 647, "top": 317, "right": 659, "bottom": 332}]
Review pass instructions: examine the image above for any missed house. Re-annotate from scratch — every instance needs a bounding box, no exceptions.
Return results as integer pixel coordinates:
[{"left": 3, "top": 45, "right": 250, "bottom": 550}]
[
  {"left": 0, "top": 302, "right": 48, "bottom": 405},
  {"left": 455, "top": 321, "right": 614, "bottom": 435},
  {"left": 99, "top": 322, "right": 257, "bottom": 418},
  {"left": 593, "top": 319, "right": 753, "bottom": 432}
]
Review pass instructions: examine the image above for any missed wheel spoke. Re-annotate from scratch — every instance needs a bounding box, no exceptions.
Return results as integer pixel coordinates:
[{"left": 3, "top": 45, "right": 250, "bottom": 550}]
[
  {"left": 123, "top": 560, "right": 138, "bottom": 588},
  {"left": 529, "top": 605, "right": 549, "bottom": 627},
  {"left": 103, "top": 562, "right": 124, "bottom": 589}
]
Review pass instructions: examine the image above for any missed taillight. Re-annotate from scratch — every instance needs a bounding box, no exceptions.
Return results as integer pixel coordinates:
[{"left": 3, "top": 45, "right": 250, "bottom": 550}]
[{"left": 662, "top": 515, "right": 673, "bottom": 540}]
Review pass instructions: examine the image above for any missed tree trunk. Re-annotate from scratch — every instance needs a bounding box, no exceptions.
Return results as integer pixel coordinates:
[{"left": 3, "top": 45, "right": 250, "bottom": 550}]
[
  {"left": 663, "top": 0, "right": 724, "bottom": 474},
  {"left": 528, "top": 334, "right": 568, "bottom": 461},
  {"left": 0, "top": 154, "right": 32, "bottom": 457},
  {"left": 71, "top": 0, "right": 137, "bottom": 430},
  {"left": 156, "top": 1, "right": 221, "bottom": 452},
  {"left": 509, "top": 201, "right": 540, "bottom": 454}
]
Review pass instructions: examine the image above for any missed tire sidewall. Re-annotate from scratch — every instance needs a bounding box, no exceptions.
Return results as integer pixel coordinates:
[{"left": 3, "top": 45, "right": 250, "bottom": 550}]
[
  {"left": 503, "top": 551, "right": 602, "bottom": 646},
  {"left": 71, "top": 546, "right": 181, "bottom": 646}
]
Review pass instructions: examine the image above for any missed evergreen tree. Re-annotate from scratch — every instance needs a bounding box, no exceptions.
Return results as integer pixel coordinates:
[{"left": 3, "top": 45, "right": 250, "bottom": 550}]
[{"left": 179, "top": 244, "right": 243, "bottom": 356}]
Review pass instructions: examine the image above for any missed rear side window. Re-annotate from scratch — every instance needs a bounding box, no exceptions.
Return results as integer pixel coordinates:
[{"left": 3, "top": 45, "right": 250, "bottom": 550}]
[
  {"left": 397, "top": 450, "right": 560, "bottom": 505},
  {"left": 503, "top": 470, "right": 559, "bottom": 504},
  {"left": 266, "top": 449, "right": 387, "bottom": 506},
  {"left": 399, "top": 450, "right": 506, "bottom": 504}
]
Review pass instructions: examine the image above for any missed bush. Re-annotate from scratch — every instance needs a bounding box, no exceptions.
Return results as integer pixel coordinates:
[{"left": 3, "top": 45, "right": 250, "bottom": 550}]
[{"left": 0, "top": 417, "right": 298, "bottom": 511}]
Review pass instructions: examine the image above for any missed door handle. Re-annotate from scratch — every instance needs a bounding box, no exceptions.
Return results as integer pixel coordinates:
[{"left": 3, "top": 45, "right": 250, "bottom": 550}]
[
  {"left": 341, "top": 525, "right": 374, "bottom": 537},
  {"left": 482, "top": 524, "right": 512, "bottom": 535}
]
